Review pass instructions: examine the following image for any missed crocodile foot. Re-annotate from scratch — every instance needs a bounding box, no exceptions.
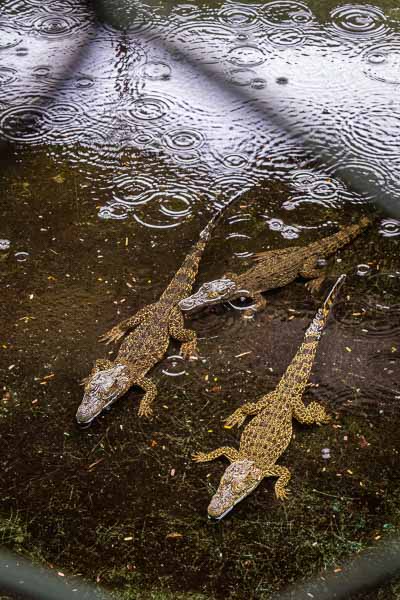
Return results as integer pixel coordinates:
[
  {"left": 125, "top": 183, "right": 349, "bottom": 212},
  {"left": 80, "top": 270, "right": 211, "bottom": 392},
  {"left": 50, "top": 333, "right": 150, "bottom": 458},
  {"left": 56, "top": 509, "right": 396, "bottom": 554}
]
[
  {"left": 275, "top": 487, "right": 290, "bottom": 501},
  {"left": 305, "top": 276, "right": 324, "bottom": 295},
  {"left": 138, "top": 403, "right": 153, "bottom": 419},
  {"left": 242, "top": 308, "right": 256, "bottom": 319},
  {"left": 99, "top": 326, "right": 125, "bottom": 345},
  {"left": 180, "top": 340, "right": 199, "bottom": 360},
  {"left": 316, "top": 412, "right": 331, "bottom": 425},
  {"left": 224, "top": 408, "right": 246, "bottom": 429},
  {"left": 192, "top": 452, "right": 209, "bottom": 463}
]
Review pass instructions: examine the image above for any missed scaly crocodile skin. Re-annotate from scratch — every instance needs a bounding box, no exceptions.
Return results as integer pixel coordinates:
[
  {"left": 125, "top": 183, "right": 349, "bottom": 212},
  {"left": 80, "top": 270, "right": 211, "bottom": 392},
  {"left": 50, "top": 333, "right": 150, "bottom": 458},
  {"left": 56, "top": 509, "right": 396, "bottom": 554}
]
[
  {"left": 76, "top": 202, "right": 236, "bottom": 424},
  {"left": 193, "top": 275, "right": 346, "bottom": 519},
  {"left": 180, "top": 217, "right": 370, "bottom": 313}
]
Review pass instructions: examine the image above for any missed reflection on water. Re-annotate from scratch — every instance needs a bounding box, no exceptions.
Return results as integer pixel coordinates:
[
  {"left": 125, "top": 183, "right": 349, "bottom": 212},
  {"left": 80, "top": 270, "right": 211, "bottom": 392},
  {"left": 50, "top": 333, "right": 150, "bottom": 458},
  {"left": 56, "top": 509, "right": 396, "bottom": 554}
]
[
  {"left": 0, "top": 0, "right": 400, "bottom": 598},
  {"left": 1, "top": 0, "right": 400, "bottom": 222}
]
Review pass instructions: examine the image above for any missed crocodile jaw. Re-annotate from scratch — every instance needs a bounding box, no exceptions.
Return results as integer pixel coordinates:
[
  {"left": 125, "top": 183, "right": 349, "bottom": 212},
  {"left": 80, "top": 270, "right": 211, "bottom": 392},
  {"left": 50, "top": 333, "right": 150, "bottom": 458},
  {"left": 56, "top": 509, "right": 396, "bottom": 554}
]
[
  {"left": 76, "top": 364, "right": 131, "bottom": 424},
  {"left": 207, "top": 459, "right": 264, "bottom": 520},
  {"left": 179, "top": 278, "right": 237, "bottom": 311}
]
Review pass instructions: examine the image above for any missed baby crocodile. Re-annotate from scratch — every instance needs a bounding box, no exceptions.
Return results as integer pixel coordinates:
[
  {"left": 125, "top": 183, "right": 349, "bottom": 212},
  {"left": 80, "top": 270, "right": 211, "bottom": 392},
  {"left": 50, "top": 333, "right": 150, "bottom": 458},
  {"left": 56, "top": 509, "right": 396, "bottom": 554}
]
[
  {"left": 76, "top": 200, "right": 238, "bottom": 425},
  {"left": 193, "top": 274, "right": 345, "bottom": 519},
  {"left": 180, "top": 217, "right": 369, "bottom": 314}
]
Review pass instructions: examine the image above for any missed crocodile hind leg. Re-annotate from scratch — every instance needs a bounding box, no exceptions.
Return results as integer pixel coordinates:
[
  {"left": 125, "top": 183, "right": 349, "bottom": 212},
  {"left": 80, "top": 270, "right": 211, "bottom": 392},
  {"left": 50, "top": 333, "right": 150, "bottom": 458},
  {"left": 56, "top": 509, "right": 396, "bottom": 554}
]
[
  {"left": 306, "top": 276, "right": 325, "bottom": 295},
  {"left": 224, "top": 392, "right": 276, "bottom": 428},
  {"left": 292, "top": 397, "right": 331, "bottom": 425},
  {"left": 299, "top": 258, "right": 325, "bottom": 294},
  {"left": 193, "top": 447, "right": 240, "bottom": 463},
  {"left": 100, "top": 304, "right": 154, "bottom": 344},
  {"left": 137, "top": 377, "right": 158, "bottom": 418},
  {"left": 265, "top": 465, "right": 291, "bottom": 500},
  {"left": 168, "top": 306, "right": 198, "bottom": 359}
]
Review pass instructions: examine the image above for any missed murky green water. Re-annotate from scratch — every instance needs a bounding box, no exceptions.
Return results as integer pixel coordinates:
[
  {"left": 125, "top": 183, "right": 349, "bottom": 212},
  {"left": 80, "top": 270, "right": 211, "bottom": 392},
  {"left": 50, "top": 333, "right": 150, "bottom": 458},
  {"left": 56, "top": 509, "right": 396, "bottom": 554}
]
[{"left": 0, "top": 0, "right": 400, "bottom": 598}]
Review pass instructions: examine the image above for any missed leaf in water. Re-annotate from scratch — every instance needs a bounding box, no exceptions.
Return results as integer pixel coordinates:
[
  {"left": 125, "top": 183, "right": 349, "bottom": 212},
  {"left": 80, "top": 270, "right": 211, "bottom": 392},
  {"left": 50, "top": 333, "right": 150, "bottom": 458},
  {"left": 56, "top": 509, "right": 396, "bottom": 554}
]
[
  {"left": 52, "top": 174, "right": 65, "bottom": 184},
  {"left": 165, "top": 532, "right": 183, "bottom": 540}
]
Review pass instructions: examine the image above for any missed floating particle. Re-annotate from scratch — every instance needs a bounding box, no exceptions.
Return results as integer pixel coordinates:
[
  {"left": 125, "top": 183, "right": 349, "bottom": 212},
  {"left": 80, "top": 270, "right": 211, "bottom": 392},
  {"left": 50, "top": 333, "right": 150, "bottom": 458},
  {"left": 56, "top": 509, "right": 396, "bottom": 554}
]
[{"left": 321, "top": 447, "right": 331, "bottom": 459}]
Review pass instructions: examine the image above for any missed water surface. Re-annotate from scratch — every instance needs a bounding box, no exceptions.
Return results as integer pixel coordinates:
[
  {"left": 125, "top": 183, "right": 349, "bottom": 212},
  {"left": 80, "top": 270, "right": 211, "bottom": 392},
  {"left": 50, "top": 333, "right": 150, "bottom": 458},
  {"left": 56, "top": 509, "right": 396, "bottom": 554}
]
[{"left": 0, "top": 0, "right": 400, "bottom": 598}]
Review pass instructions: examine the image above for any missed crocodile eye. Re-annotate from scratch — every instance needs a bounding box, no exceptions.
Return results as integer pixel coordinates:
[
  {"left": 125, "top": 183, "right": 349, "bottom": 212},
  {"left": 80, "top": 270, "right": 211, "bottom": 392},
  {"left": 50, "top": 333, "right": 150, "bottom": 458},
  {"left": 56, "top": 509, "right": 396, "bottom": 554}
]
[
  {"left": 208, "top": 291, "right": 220, "bottom": 299},
  {"left": 92, "top": 372, "right": 112, "bottom": 390}
]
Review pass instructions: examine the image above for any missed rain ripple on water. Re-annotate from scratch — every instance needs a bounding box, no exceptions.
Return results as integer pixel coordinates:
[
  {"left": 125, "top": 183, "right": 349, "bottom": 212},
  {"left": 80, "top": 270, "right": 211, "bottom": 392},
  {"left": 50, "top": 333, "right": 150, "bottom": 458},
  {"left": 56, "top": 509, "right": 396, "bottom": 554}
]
[
  {"left": 285, "top": 170, "right": 345, "bottom": 210},
  {"left": 379, "top": 219, "right": 400, "bottom": 237},
  {"left": 33, "top": 14, "right": 89, "bottom": 37},
  {"left": 363, "top": 43, "right": 400, "bottom": 85},
  {"left": 341, "top": 103, "right": 400, "bottom": 161},
  {"left": 330, "top": 4, "right": 387, "bottom": 39},
  {"left": 26, "top": 0, "right": 76, "bottom": 12},
  {"left": 266, "top": 27, "right": 306, "bottom": 47},
  {"left": 100, "top": 183, "right": 197, "bottom": 230},
  {"left": 133, "top": 203, "right": 190, "bottom": 229},
  {"left": 111, "top": 174, "right": 156, "bottom": 207},
  {"left": 0, "top": 66, "right": 18, "bottom": 86},
  {"left": 0, "top": 0, "right": 400, "bottom": 231},
  {"left": 265, "top": 217, "right": 301, "bottom": 239},
  {"left": 142, "top": 61, "right": 172, "bottom": 81},
  {"left": 161, "top": 355, "right": 187, "bottom": 377},
  {"left": 218, "top": 5, "right": 260, "bottom": 30},
  {"left": 162, "top": 127, "right": 205, "bottom": 152},
  {"left": 333, "top": 273, "right": 400, "bottom": 338},
  {"left": 261, "top": 1, "right": 313, "bottom": 27},
  {"left": 0, "top": 105, "right": 53, "bottom": 143},
  {"left": 226, "top": 45, "right": 267, "bottom": 67},
  {"left": 166, "top": 21, "right": 236, "bottom": 64},
  {"left": 0, "top": 22, "right": 21, "bottom": 48},
  {"left": 125, "top": 95, "right": 172, "bottom": 124}
]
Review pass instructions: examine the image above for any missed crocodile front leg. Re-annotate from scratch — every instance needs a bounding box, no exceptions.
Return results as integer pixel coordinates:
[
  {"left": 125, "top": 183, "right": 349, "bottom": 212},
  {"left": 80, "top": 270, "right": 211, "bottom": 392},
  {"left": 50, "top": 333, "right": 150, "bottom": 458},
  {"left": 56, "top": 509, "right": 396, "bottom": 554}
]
[
  {"left": 264, "top": 465, "right": 291, "bottom": 500},
  {"left": 252, "top": 292, "right": 267, "bottom": 312},
  {"left": 292, "top": 398, "right": 331, "bottom": 425},
  {"left": 193, "top": 447, "right": 240, "bottom": 463},
  {"left": 100, "top": 304, "right": 154, "bottom": 344},
  {"left": 137, "top": 376, "right": 158, "bottom": 418},
  {"left": 243, "top": 292, "right": 267, "bottom": 317},
  {"left": 299, "top": 258, "right": 325, "bottom": 294},
  {"left": 168, "top": 306, "right": 198, "bottom": 359},
  {"left": 224, "top": 392, "right": 276, "bottom": 428}
]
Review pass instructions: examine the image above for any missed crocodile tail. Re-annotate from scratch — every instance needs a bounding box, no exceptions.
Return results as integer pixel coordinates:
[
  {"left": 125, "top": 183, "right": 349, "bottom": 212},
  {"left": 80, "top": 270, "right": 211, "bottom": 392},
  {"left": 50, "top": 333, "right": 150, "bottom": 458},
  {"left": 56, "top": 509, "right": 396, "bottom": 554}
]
[
  {"left": 276, "top": 274, "right": 346, "bottom": 395},
  {"left": 162, "top": 192, "right": 247, "bottom": 301},
  {"left": 304, "top": 274, "right": 346, "bottom": 340},
  {"left": 322, "top": 273, "right": 346, "bottom": 316},
  {"left": 336, "top": 215, "right": 371, "bottom": 245},
  {"left": 251, "top": 247, "right": 298, "bottom": 263},
  {"left": 199, "top": 191, "right": 244, "bottom": 241},
  {"left": 313, "top": 215, "right": 372, "bottom": 255}
]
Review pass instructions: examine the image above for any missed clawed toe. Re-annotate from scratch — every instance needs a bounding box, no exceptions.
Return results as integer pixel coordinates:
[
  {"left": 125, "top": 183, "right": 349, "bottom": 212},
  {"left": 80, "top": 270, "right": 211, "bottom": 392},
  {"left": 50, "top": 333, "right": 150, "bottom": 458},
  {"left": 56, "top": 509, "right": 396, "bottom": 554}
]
[
  {"left": 276, "top": 488, "right": 290, "bottom": 501},
  {"left": 192, "top": 452, "right": 207, "bottom": 462},
  {"left": 99, "top": 329, "right": 123, "bottom": 344},
  {"left": 242, "top": 309, "right": 256, "bottom": 320},
  {"left": 180, "top": 342, "right": 199, "bottom": 360},
  {"left": 138, "top": 405, "right": 153, "bottom": 419},
  {"left": 306, "top": 280, "right": 323, "bottom": 295}
]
